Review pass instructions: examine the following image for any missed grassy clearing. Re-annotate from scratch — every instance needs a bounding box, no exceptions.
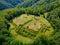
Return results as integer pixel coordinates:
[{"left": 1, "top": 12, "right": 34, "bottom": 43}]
[
  {"left": 9, "top": 14, "right": 54, "bottom": 43},
  {"left": 9, "top": 22, "right": 33, "bottom": 44},
  {"left": 13, "top": 14, "right": 54, "bottom": 35},
  {"left": 13, "top": 14, "right": 35, "bottom": 26},
  {"left": 13, "top": 14, "right": 44, "bottom": 33},
  {"left": 10, "top": 29, "right": 33, "bottom": 44},
  {"left": 36, "top": 16, "right": 54, "bottom": 37}
]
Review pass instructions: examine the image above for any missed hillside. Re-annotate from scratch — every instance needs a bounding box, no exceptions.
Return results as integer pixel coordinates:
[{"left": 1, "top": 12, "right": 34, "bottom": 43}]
[
  {"left": 0, "top": 0, "right": 60, "bottom": 45},
  {"left": 0, "top": 0, "right": 24, "bottom": 10},
  {"left": 16, "top": 0, "right": 39, "bottom": 8},
  {"left": 16, "top": 0, "right": 56, "bottom": 8},
  {"left": 0, "top": 0, "right": 14, "bottom": 10},
  {"left": 5, "top": 0, "right": 24, "bottom": 6},
  {"left": 0, "top": 0, "right": 57, "bottom": 10}
]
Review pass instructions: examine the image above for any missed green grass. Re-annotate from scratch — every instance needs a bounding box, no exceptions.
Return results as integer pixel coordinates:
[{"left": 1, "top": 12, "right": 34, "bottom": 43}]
[
  {"left": 13, "top": 14, "right": 54, "bottom": 35},
  {"left": 10, "top": 29, "right": 33, "bottom": 44},
  {"left": 13, "top": 14, "right": 35, "bottom": 26},
  {"left": 9, "top": 22, "right": 33, "bottom": 44},
  {"left": 36, "top": 15, "right": 54, "bottom": 37},
  {"left": 9, "top": 14, "right": 54, "bottom": 44}
]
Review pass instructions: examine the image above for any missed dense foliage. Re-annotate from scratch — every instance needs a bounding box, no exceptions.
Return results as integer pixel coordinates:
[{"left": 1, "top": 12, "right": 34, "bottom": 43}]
[{"left": 0, "top": 0, "right": 60, "bottom": 45}]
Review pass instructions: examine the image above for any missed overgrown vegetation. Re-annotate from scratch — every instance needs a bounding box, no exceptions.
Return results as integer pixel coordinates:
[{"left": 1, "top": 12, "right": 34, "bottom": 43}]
[{"left": 0, "top": 0, "right": 60, "bottom": 45}]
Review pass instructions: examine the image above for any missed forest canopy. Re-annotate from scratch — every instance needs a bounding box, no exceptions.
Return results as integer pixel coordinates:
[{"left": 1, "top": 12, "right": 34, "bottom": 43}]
[{"left": 0, "top": 0, "right": 60, "bottom": 45}]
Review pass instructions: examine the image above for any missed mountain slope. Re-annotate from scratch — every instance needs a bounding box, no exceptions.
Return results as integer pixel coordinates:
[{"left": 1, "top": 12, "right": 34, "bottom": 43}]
[
  {"left": 31, "top": 0, "right": 56, "bottom": 8},
  {"left": 0, "top": 0, "right": 58, "bottom": 10},
  {"left": 16, "top": 0, "right": 39, "bottom": 8},
  {"left": 0, "top": 0, "right": 14, "bottom": 10},
  {"left": 0, "top": 0, "right": 24, "bottom": 10},
  {"left": 5, "top": 0, "right": 24, "bottom": 6},
  {"left": 16, "top": 0, "right": 56, "bottom": 8}
]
